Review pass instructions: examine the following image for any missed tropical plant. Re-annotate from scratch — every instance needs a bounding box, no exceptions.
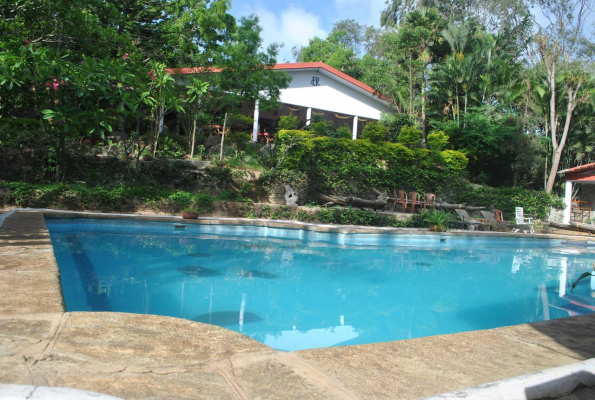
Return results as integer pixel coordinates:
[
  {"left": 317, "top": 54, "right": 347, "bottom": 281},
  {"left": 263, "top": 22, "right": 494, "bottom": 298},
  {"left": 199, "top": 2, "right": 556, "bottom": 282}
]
[{"left": 424, "top": 209, "right": 451, "bottom": 231}]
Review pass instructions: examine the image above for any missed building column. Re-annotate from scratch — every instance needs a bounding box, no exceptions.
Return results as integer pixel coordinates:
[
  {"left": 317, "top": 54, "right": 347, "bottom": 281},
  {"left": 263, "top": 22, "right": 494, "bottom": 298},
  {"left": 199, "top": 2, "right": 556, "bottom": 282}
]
[
  {"left": 252, "top": 100, "right": 260, "bottom": 142},
  {"left": 352, "top": 116, "right": 358, "bottom": 140},
  {"left": 306, "top": 108, "right": 312, "bottom": 126},
  {"left": 563, "top": 181, "right": 573, "bottom": 224}
]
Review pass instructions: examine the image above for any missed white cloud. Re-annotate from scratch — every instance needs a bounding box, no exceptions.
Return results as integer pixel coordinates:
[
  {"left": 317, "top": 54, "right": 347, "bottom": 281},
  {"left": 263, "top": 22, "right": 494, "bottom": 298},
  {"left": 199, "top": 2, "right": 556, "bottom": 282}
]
[
  {"left": 239, "top": 5, "right": 327, "bottom": 62},
  {"left": 231, "top": 0, "right": 387, "bottom": 63}
]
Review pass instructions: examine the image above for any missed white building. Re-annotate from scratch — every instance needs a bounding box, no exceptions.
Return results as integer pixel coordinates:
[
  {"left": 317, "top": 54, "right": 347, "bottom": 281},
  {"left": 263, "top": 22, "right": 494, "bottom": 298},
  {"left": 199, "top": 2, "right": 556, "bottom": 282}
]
[{"left": 168, "top": 62, "right": 395, "bottom": 141}]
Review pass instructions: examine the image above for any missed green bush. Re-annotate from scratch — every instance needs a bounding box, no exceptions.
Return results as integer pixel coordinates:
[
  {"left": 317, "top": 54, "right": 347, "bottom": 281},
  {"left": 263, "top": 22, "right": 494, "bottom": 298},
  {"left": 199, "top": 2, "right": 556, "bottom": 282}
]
[
  {"left": 156, "top": 132, "right": 186, "bottom": 158},
  {"left": 439, "top": 183, "right": 564, "bottom": 220},
  {"left": 228, "top": 131, "right": 251, "bottom": 151},
  {"left": 0, "top": 181, "right": 218, "bottom": 213},
  {"left": 361, "top": 121, "right": 388, "bottom": 142},
  {"left": 278, "top": 114, "right": 297, "bottom": 130},
  {"left": 427, "top": 130, "right": 449, "bottom": 151},
  {"left": 398, "top": 125, "right": 422, "bottom": 146},
  {"left": 333, "top": 125, "right": 352, "bottom": 139},
  {"left": 315, "top": 208, "right": 405, "bottom": 227},
  {"left": 0, "top": 117, "right": 46, "bottom": 148},
  {"left": 381, "top": 113, "right": 415, "bottom": 143},
  {"left": 441, "top": 150, "right": 468, "bottom": 172},
  {"left": 276, "top": 129, "right": 313, "bottom": 170},
  {"left": 310, "top": 120, "right": 333, "bottom": 136}
]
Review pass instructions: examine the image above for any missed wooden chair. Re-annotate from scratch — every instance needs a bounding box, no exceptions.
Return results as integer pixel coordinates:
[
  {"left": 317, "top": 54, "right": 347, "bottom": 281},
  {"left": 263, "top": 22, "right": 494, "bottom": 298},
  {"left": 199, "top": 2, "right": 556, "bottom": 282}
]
[
  {"left": 409, "top": 192, "right": 421, "bottom": 213},
  {"left": 422, "top": 193, "right": 436, "bottom": 211}
]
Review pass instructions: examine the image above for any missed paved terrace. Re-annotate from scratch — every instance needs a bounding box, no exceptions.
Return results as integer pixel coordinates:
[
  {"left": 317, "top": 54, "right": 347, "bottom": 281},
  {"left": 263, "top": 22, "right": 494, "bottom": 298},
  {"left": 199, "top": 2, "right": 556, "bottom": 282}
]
[{"left": 1, "top": 211, "right": 595, "bottom": 399}]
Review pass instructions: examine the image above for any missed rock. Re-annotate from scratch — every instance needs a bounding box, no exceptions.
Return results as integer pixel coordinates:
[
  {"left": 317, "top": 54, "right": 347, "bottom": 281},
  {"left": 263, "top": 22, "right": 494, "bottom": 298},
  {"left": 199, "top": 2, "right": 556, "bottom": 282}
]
[{"left": 285, "top": 185, "right": 298, "bottom": 207}]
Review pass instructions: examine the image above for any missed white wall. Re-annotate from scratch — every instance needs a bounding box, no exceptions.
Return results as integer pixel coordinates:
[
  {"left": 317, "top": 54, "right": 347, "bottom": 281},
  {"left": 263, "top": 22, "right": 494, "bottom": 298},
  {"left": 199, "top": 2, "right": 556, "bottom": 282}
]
[{"left": 280, "top": 70, "right": 393, "bottom": 120}]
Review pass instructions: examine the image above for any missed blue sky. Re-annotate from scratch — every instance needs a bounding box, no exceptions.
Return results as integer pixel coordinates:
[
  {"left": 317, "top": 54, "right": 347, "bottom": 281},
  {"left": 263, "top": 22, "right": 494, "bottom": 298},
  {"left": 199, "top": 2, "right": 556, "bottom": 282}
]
[
  {"left": 229, "top": 0, "right": 386, "bottom": 62},
  {"left": 229, "top": 1, "right": 595, "bottom": 63}
]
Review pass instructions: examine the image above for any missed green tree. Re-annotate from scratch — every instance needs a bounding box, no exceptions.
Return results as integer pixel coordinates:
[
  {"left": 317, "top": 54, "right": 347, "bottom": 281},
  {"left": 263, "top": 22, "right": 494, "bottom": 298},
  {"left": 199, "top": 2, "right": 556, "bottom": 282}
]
[{"left": 532, "top": 0, "right": 593, "bottom": 193}]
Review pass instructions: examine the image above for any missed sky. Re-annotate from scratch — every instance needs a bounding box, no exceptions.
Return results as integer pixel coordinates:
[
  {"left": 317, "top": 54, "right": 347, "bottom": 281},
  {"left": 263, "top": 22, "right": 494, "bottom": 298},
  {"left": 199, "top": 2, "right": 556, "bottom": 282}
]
[
  {"left": 229, "top": 1, "right": 595, "bottom": 63},
  {"left": 229, "top": 0, "right": 387, "bottom": 62}
]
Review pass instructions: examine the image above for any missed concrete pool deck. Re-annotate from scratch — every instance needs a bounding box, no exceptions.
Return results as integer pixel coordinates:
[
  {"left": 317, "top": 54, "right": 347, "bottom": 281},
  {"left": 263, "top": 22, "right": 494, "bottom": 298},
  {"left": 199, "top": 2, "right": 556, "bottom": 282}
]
[{"left": 1, "top": 210, "right": 595, "bottom": 399}]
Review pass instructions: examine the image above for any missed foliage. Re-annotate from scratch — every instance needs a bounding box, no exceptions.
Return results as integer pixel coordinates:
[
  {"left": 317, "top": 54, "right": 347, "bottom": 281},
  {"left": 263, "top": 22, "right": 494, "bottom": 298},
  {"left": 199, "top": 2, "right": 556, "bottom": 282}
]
[
  {"left": 361, "top": 121, "right": 388, "bottom": 142},
  {"left": 398, "top": 125, "right": 422, "bottom": 146},
  {"left": 227, "top": 131, "right": 252, "bottom": 152},
  {"left": 315, "top": 208, "right": 406, "bottom": 227},
  {"left": 294, "top": 29, "right": 363, "bottom": 80},
  {"left": 0, "top": 118, "right": 44, "bottom": 148},
  {"left": 381, "top": 113, "right": 416, "bottom": 142},
  {"left": 0, "top": 181, "right": 216, "bottom": 212},
  {"left": 424, "top": 209, "right": 450, "bottom": 231},
  {"left": 441, "top": 150, "right": 468, "bottom": 172},
  {"left": 276, "top": 129, "right": 313, "bottom": 170},
  {"left": 335, "top": 125, "right": 352, "bottom": 139},
  {"left": 309, "top": 120, "right": 334, "bottom": 137},
  {"left": 282, "top": 135, "right": 461, "bottom": 199},
  {"left": 435, "top": 110, "right": 546, "bottom": 187},
  {"left": 450, "top": 185, "right": 564, "bottom": 220},
  {"left": 427, "top": 130, "right": 449, "bottom": 151},
  {"left": 278, "top": 114, "right": 298, "bottom": 130}
]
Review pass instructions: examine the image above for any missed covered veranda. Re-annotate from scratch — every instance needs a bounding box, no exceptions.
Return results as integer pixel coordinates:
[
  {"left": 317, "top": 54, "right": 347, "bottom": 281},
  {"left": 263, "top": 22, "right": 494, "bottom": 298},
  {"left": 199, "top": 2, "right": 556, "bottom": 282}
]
[{"left": 559, "top": 162, "right": 595, "bottom": 224}]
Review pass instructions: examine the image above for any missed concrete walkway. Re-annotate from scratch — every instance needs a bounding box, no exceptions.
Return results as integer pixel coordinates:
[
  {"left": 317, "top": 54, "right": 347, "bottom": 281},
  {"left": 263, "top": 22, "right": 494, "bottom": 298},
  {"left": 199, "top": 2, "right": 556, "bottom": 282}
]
[{"left": 1, "top": 211, "right": 595, "bottom": 399}]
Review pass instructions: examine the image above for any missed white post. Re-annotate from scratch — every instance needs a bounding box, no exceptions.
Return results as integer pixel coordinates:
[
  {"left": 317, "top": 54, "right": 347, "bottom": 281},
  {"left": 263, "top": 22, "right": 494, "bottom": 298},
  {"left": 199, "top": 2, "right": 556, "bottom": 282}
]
[
  {"left": 252, "top": 100, "right": 260, "bottom": 142},
  {"left": 352, "top": 116, "right": 358, "bottom": 140},
  {"left": 306, "top": 107, "right": 312, "bottom": 126},
  {"left": 563, "top": 181, "right": 573, "bottom": 224}
]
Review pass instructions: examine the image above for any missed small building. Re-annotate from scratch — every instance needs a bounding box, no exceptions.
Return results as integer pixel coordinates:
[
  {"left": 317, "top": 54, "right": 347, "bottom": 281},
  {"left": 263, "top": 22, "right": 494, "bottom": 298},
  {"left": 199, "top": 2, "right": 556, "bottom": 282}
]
[
  {"left": 559, "top": 163, "right": 595, "bottom": 223},
  {"left": 167, "top": 62, "right": 395, "bottom": 141}
]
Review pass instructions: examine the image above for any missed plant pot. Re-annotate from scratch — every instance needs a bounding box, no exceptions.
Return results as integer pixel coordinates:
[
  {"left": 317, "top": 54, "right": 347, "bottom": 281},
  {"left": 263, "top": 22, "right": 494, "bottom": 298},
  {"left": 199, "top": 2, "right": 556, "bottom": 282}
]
[{"left": 181, "top": 211, "right": 199, "bottom": 219}]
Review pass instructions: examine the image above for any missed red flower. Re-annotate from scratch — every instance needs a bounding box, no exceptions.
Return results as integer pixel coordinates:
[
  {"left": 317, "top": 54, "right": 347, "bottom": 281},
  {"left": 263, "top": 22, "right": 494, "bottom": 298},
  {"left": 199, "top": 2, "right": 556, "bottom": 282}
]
[{"left": 122, "top": 53, "right": 129, "bottom": 59}]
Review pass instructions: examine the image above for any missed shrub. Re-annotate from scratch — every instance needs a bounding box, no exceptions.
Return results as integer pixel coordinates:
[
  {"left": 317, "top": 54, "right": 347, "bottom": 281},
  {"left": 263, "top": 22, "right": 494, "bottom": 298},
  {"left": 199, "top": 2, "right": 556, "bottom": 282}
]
[
  {"left": 398, "top": 125, "right": 422, "bottom": 146},
  {"left": 334, "top": 125, "right": 352, "bottom": 139},
  {"left": 441, "top": 150, "right": 468, "bottom": 172},
  {"left": 278, "top": 114, "right": 297, "bottom": 130},
  {"left": 315, "top": 208, "right": 406, "bottom": 227},
  {"left": 276, "top": 129, "right": 313, "bottom": 170},
  {"left": 0, "top": 181, "right": 218, "bottom": 213},
  {"left": 381, "top": 113, "right": 415, "bottom": 142},
  {"left": 361, "top": 121, "right": 388, "bottom": 142},
  {"left": 427, "top": 130, "right": 449, "bottom": 151},
  {"left": 228, "top": 131, "right": 251, "bottom": 151},
  {"left": 310, "top": 120, "right": 333, "bottom": 136},
  {"left": 0, "top": 117, "right": 46, "bottom": 148}
]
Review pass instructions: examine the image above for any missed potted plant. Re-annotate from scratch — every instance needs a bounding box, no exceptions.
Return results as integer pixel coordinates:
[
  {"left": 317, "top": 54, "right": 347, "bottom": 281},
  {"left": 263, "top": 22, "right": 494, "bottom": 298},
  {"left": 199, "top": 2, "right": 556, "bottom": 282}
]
[
  {"left": 181, "top": 208, "right": 200, "bottom": 219},
  {"left": 424, "top": 210, "right": 450, "bottom": 232}
]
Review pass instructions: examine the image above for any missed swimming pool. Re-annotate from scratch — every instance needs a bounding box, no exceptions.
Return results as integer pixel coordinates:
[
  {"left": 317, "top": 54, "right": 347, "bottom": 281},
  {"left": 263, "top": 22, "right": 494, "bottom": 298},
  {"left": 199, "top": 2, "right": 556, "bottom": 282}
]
[{"left": 47, "top": 218, "right": 595, "bottom": 351}]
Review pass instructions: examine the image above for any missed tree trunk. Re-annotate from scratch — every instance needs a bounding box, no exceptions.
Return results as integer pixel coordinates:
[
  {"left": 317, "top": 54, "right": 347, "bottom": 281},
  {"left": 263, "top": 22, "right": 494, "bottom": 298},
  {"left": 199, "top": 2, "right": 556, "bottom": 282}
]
[
  {"left": 408, "top": 57, "right": 414, "bottom": 115},
  {"left": 421, "top": 73, "right": 426, "bottom": 146},
  {"left": 545, "top": 83, "right": 580, "bottom": 193},
  {"left": 151, "top": 105, "right": 165, "bottom": 157},
  {"left": 190, "top": 117, "right": 197, "bottom": 158}
]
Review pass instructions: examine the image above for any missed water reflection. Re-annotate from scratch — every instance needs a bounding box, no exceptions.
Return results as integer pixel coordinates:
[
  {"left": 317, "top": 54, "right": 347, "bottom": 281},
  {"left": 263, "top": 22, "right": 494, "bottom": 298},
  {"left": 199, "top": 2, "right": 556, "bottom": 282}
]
[{"left": 47, "top": 221, "right": 595, "bottom": 351}]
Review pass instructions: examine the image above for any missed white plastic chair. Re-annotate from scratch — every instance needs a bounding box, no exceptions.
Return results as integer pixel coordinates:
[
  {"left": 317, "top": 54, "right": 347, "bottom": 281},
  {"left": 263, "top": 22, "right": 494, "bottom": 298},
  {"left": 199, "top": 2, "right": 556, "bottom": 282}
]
[{"left": 514, "top": 207, "right": 534, "bottom": 233}]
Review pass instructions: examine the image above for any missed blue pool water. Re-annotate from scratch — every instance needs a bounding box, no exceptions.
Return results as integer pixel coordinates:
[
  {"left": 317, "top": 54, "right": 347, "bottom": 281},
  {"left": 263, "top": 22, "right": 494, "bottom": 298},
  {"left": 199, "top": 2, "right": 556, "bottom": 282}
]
[{"left": 47, "top": 218, "right": 595, "bottom": 351}]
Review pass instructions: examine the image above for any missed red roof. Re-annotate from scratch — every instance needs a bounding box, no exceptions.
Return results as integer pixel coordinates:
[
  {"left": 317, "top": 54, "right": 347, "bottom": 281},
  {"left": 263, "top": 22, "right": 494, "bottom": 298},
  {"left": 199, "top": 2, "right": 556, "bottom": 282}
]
[
  {"left": 166, "top": 62, "right": 379, "bottom": 97},
  {"left": 561, "top": 162, "right": 595, "bottom": 174},
  {"left": 561, "top": 162, "right": 595, "bottom": 183}
]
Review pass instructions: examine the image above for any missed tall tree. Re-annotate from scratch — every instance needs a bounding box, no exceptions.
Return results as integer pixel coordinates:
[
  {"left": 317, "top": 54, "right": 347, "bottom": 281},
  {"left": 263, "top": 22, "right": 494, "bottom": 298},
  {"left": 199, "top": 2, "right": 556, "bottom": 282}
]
[{"left": 532, "top": 0, "right": 593, "bottom": 193}]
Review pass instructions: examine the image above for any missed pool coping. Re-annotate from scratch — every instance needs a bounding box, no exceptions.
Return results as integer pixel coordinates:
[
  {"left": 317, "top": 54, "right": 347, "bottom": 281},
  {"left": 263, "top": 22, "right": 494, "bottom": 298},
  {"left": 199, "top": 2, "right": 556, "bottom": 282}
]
[
  {"left": 2, "top": 209, "right": 595, "bottom": 399},
  {"left": 36, "top": 207, "right": 595, "bottom": 241}
]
